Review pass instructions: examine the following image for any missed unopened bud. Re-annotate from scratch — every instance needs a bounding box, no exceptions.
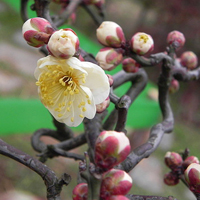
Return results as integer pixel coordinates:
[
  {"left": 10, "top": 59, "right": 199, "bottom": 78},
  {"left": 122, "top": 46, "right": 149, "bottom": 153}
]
[
  {"left": 106, "top": 195, "right": 130, "bottom": 200},
  {"left": 183, "top": 156, "right": 200, "bottom": 170},
  {"left": 167, "top": 30, "right": 185, "bottom": 50},
  {"left": 96, "top": 97, "right": 110, "bottom": 113},
  {"left": 122, "top": 58, "right": 140, "bottom": 73},
  {"left": 95, "top": 131, "right": 131, "bottom": 170},
  {"left": 164, "top": 171, "right": 179, "bottom": 186},
  {"left": 131, "top": 32, "right": 154, "bottom": 55},
  {"left": 100, "top": 169, "right": 132, "bottom": 198},
  {"left": 72, "top": 183, "right": 88, "bottom": 200},
  {"left": 180, "top": 51, "right": 198, "bottom": 70},
  {"left": 164, "top": 152, "right": 183, "bottom": 170},
  {"left": 96, "top": 21, "right": 126, "bottom": 48},
  {"left": 47, "top": 28, "right": 79, "bottom": 59},
  {"left": 169, "top": 79, "right": 179, "bottom": 94},
  {"left": 107, "top": 74, "right": 114, "bottom": 86},
  {"left": 96, "top": 47, "right": 123, "bottom": 71},
  {"left": 184, "top": 163, "right": 200, "bottom": 193},
  {"left": 22, "top": 17, "right": 54, "bottom": 47}
]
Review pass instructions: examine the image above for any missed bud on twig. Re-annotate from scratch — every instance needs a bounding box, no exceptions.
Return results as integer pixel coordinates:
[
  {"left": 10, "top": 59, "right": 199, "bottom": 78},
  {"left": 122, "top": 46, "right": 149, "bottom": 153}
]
[
  {"left": 96, "top": 47, "right": 123, "bottom": 70},
  {"left": 47, "top": 28, "right": 79, "bottom": 59},
  {"left": 22, "top": 17, "right": 55, "bottom": 47},
  {"left": 164, "top": 171, "right": 179, "bottom": 186},
  {"left": 96, "top": 21, "right": 126, "bottom": 48},
  {"left": 95, "top": 131, "right": 131, "bottom": 170},
  {"left": 96, "top": 97, "right": 110, "bottom": 113},
  {"left": 180, "top": 51, "right": 198, "bottom": 70},
  {"left": 122, "top": 58, "right": 140, "bottom": 73},
  {"left": 169, "top": 79, "right": 179, "bottom": 94},
  {"left": 167, "top": 30, "right": 185, "bottom": 50},
  {"left": 106, "top": 195, "right": 130, "bottom": 200},
  {"left": 100, "top": 169, "right": 132, "bottom": 198},
  {"left": 164, "top": 152, "right": 183, "bottom": 170},
  {"left": 183, "top": 156, "right": 200, "bottom": 170},
  {"left": 184, "top": 163, "right": 200, "bottom": 194},
  {"left": 72, "top": 183, "right": 88, "bottom": 200},
  {"left": 130, "top": 32, "right": 154, "bottom": 55}
]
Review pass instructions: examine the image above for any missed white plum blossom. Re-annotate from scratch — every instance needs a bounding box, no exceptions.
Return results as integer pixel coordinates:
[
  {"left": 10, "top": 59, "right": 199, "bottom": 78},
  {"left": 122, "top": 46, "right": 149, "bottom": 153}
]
[
  {"left": 35, "top": 55, "right": 110, "bottom": 127},
  {"left": 131, "top": 32, "right": 154, "bottom": 55},
  {"left": 47, "top": 29, "right": 79, "bottom": 59}
]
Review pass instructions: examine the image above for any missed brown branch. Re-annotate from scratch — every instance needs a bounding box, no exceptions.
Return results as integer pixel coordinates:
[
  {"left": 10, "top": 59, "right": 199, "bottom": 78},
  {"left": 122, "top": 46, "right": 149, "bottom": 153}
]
[{"left": 0, "top": 139, "right": 70, "bottom": 200}]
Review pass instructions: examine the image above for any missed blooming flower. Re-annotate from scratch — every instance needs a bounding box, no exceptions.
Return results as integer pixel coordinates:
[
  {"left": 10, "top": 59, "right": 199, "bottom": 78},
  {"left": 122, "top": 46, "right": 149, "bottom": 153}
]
[
  {"left": 96, "top": 47, "right": 123, "bottom": 71},
  {"left": 96, "top": 21, "right": 126, "bottom": 48},
  {"left": 47, "top": 29, "right": 79, "bottom": 59},
  {"left": 131, "top": 32, "right": 154, "bottom": 55},
  {"left": 35, "top": 55, "right": 110, "bottom": 127},
  {"left": 22, "top": 17, "right": 54, "bottom": 47}
]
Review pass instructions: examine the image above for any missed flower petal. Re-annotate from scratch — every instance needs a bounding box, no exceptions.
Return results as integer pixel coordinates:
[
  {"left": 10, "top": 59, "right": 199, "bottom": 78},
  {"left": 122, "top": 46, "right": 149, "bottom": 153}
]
[{"left": 80, "top": 61, "right": 110, "bottom": 104}]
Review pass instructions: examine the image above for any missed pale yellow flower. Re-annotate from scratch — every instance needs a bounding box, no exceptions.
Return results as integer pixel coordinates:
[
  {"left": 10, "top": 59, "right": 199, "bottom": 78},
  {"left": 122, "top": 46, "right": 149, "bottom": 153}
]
[{"left": 35, "top": 55, "right": 110, "bottom": 127}]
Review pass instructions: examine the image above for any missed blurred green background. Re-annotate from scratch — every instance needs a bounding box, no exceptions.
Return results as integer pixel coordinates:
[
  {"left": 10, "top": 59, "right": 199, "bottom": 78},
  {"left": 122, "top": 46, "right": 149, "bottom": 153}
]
[{"left": 0, "top": 0, "right": 199, "bottom": 200}]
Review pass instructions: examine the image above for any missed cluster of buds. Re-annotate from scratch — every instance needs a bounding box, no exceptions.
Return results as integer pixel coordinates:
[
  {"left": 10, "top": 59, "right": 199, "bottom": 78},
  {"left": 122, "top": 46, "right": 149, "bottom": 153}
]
[
  {"left": 164, "top": 151, "right": 200, "bottom": 191},
  {"left": 22, "top": 17, "right": 80, "bottom": 59},
  {"left": 72, "top": 169, "right": 132, "bottom": 200},
  {"left": 95, "top": 21, "right": 154, "bottom": 71},
  {"left": 72, "top": 130, "right": 132, "bottom": 200}
]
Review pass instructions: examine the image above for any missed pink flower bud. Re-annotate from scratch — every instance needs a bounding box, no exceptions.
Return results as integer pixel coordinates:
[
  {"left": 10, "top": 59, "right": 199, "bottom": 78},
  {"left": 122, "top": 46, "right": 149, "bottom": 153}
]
[
  {"left": 122, "top": 58, "right": 140, "bottom": 73},
  {"left": 167, "top": 30, "right": 185, "bottom": 50},
  {"left": 131, "top": 32, "right": 154, "bottom": 55},
  {"left": 72, "top": 183, "right": 88, "bottom": 200},
  {"left": 164, "top": 152, "right": 183, "bottom": 170},
  {"left": 22, "top": 17, "right": 54, "bottom": 47},
  {"left": 169, "top": 79, "right": 179, "bottom": 94},
  {"left": 96, "top": 21, "right": 126, "bottom": 48},
  {"left": 107, "top": 74, "right": 114, "bottom": 86},
  {"left": 180, "top": 51, "right": 198, "bottom": 70},
  {"left": 183, "top": 156, "right": 200, "bottom": 170},
  {"left": 164, "top": 171, "right": 179, "bottom": 186},
  {"left": 96, "top": 47, "right": 123, "bottom": 71},
  {"left": 47, "top": 28, "right": 79, "bottom": 59},
  {"left": 95, "top": 131, "right": 131, "bottom": 170},
  {"left": 184, "top": 163, "right": 200, "bottom": 193},
  {"left": 96, "top": 97, "right": 110, "bottom": 113},
  {"left": 106, "top": 195, "right": 129, "bottom": 200},
  {"left": 100, "top": 169, "right": 132, "bottom": 198}
]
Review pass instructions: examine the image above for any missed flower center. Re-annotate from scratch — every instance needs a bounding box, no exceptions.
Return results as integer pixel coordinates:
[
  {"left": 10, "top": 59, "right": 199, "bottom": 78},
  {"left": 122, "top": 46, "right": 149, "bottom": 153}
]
[
  {"left": 139, "top": 34, "right": 148, "bottom": 43},
  {"left": 59, "top": 75, "right": 79, "bottom": 95}
]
